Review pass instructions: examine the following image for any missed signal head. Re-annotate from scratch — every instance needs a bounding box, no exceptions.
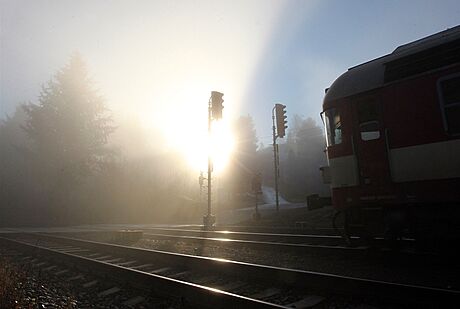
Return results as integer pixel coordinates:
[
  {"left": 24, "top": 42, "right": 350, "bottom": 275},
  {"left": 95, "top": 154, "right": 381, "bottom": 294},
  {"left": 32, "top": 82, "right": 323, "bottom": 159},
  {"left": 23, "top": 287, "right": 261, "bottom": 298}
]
[
  {"left": 211, "top": 91, "right": 224, "bottom": 120},
  {"left": 275, "top": 103, "right": 288, "bottom": 138}
]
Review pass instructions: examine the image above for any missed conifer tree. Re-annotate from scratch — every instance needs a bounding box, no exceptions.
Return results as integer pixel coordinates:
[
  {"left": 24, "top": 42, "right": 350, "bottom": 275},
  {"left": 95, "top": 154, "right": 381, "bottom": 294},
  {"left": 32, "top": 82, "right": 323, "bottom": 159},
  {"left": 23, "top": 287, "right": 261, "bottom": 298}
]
[{"left": 23, "top": 54, "right": 115, "bottom": 190}]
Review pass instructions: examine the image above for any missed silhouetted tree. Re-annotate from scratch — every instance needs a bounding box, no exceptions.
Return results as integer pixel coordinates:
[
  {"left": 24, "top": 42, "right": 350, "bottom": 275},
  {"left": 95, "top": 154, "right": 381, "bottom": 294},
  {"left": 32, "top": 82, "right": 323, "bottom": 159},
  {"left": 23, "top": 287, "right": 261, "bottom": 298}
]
[
  {"left": 280, "top": 115, "right": 329, "bottom": 200},
  {"left": 24, "top": 54, "right": 114, "bottom": 183},
  {"left": 254, "top": 115, "right": 329, "bottom": 203},
  {"left": 22, "top": 54, "right": 115, "bottom": 223},
  {"left": 0, "top": 105, "right": 31, "bottom": 225}
]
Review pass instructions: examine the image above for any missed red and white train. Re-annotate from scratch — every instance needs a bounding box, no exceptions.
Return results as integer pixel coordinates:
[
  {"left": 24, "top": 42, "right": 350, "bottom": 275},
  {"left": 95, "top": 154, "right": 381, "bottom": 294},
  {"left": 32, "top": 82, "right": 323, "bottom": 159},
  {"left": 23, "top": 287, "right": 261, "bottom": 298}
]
[{"left": 321, "top": 26, "right": 460, "bottom": 243}]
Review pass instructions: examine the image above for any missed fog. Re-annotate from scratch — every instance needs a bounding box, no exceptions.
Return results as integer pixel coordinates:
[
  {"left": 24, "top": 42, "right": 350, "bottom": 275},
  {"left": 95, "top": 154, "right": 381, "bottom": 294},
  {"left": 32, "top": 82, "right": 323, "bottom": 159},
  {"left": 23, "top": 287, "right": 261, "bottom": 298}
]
[{"left": 0, "top": 1, "right": 329, "bottom": 227}]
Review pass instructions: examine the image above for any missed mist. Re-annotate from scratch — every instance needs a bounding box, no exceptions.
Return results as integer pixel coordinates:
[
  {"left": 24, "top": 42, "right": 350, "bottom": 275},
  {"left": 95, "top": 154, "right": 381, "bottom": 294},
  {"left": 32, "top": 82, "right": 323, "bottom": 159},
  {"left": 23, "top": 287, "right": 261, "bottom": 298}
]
[{"left": 0, "top": 1, "right": 331, "bottom": 227}]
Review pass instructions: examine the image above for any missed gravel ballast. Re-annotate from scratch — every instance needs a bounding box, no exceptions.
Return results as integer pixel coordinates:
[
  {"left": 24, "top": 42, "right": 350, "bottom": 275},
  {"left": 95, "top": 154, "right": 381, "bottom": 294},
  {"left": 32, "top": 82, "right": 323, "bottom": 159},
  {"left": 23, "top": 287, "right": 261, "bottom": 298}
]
[{"left": 0, "top": 248, "right": 177, "bottom": 308}]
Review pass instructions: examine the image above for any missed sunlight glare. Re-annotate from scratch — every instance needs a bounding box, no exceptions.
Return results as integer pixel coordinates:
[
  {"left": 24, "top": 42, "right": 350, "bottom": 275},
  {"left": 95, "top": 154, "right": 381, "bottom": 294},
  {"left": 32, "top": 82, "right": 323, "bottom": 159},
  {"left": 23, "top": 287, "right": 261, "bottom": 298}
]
[{"left": 140, "top": 81, "right": 234, "bottom": 173}]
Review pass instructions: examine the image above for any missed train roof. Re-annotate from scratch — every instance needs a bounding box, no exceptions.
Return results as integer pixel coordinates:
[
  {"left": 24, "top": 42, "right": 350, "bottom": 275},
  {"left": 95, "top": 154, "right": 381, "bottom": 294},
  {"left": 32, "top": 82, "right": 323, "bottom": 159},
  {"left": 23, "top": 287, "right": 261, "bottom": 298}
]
[{"left": 324, "top": 25, "right": 460, "bottom": 102}]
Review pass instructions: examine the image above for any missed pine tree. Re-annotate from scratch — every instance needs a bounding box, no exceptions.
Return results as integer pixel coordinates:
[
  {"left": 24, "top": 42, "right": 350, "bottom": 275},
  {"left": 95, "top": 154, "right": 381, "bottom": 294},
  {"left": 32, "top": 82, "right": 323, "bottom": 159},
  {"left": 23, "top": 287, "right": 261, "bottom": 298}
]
[
  {"left": 282, "top": 115, "right": 328, "bottom": 199},
  {"left": 23, "top": 54, "right": 115, "bottom": 190}
]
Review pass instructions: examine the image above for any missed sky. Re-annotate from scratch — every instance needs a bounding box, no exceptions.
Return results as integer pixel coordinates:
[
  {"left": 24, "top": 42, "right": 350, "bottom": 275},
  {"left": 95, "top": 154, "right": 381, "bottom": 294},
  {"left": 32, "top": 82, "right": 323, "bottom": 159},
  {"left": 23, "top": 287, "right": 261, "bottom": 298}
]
[{"left": 1, "top": 0, "right": 460, "bottom": 149}]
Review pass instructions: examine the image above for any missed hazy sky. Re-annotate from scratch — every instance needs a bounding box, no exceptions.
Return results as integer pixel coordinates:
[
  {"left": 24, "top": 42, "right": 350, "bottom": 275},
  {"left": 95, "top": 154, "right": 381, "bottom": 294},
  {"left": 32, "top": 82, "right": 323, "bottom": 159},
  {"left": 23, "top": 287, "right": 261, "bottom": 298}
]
[{"left": 1, "top": 0, "right": 460, "bottom": 147}]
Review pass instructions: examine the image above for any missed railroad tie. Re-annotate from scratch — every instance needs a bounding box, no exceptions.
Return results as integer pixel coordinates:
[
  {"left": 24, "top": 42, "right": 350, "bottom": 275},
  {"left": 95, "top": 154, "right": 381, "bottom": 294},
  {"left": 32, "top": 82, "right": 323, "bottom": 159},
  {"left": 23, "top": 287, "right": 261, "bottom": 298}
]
[
  {"left": 97, "top": 286, "right": 121, "bottom": 298},
  {"left": 194, "top": 275, "right": 218, "bottom": 285},
  {"left": 122, "top": 296, "right": 145, "bottom": 306},
  {"left": 94, "top": 255, "right": 112, "bottom": 261},
  {"left": 170, "top": 270, "right": 192, "bottom": 279},
  {"left": 117, "top": 260, "right": 138, "bottom": 267},
  {"left": 286, "top": 295, "right": 325, "bottom": 309},
  {"left": 55, "top": 269, "right": 70, "bottom": 276},
  {"left": 60, "top": 248, "right": 89, "bottom": 254},
  {"left": 214, "top": 281, "right": 247, "bottom": 292},
  {"left": 86, "top": 253, "right": 103, "bottom": 257},
  {"left": 250, "top": 287, "right": 281, "bottom": 299},
  {"left": 43, "top": 265, "right": 58, "bottom": 271},
  {"left": 68, "top": 274, "right": 84, "bottom": 281},
  {"left": 130, "top": 263, "right": 154, "bottom": 270},
  {"left": 149, "top": 267, "right": 172, "bottom": 275},
  {"left": 50, "top": 246, "right": 75, "bottom": 250},
  {"left": 101, "top": 257, "right": 124, "bottom": 263},
  {"left": 82, "top": 280, "right": 98, "bottom": 288}
]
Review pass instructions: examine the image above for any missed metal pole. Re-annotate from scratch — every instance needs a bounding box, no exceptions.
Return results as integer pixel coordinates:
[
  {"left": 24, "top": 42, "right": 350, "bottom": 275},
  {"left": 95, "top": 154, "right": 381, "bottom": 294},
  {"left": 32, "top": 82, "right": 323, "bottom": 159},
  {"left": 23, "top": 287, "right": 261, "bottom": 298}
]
[
  {"left": 272, "top": 107, "right": 279, "bottom": 213},
  {"left": 255, "top": 192, "right": 259, "bottom": 219},
  {"left": 207, "top": 99, "right": 212, "bottom": 220}
]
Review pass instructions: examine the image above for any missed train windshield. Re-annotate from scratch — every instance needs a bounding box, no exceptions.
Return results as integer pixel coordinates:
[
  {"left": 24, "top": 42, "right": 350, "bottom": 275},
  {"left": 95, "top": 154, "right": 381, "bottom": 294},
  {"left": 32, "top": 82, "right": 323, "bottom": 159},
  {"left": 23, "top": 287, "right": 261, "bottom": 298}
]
[{"left": 323, "top": 108, "right": 342, "bottom": 146}]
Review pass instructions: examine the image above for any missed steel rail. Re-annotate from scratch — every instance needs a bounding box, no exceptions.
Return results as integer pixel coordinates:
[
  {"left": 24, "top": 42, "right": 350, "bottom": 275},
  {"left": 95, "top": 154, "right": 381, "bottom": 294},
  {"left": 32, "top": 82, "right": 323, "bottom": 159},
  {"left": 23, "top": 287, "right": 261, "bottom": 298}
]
[
  {"left": 142, "top": 232, "right": 368, "bottom": 255},
  {"left": 141, "top": 228, "right": 414, "bottom": 252},
  {"left": 4, "top": 233, "right": 459, "bottom": 307},
  {"left": 0, "top": 236, "right": 284, "bottom": 309},
  {"left": 143, "top": 227, "right": 344, "bottom": 242},
  {"left": 140, "top": 231, "right": 438, "bottom": 271},
  {"left": 143, "top": 227, "right": 414, "bottom": 241},
  {"left": 214, "top": 225, "right": 340, "bottom": 235}
]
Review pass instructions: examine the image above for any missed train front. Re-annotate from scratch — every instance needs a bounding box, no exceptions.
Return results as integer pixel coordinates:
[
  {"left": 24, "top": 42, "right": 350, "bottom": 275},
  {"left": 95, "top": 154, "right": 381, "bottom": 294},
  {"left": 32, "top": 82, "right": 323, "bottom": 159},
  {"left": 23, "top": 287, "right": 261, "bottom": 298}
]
[
  {"left": 319, "top": 60, "right": 392, "bottom": 238},
  {"left": 320, "top": 71, "right": 361, "bottom": 235}
]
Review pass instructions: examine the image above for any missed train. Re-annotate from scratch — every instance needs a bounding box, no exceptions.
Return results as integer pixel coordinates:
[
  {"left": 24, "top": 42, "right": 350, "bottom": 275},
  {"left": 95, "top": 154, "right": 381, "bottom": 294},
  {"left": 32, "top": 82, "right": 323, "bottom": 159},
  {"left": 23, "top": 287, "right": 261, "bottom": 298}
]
[{"left": 320, "top": 26, "right": 460, "bottom": 245}]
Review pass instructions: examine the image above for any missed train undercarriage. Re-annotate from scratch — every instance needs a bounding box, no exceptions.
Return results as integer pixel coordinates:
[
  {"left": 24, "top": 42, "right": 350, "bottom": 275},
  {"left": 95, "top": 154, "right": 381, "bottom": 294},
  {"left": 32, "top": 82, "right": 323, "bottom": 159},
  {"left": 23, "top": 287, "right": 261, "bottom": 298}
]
[{"left": 333, "top": 202, "right": 460, "bottom": 251}]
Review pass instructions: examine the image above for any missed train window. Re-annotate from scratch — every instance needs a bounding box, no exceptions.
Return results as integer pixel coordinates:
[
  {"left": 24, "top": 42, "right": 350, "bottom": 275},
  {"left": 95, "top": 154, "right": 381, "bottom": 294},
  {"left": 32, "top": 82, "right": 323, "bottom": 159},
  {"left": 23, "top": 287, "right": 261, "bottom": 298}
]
[
  {"left": 357, "top": 99, "right": 380, "bottom": 141},
  {"left": 439, "top": 76, "right": 460, "bottom": 135},
  {"left": 324, "top": 108, "right": 342, "bottom": 146},
  {"left": 360, "top": 121, "right": 380, "bottom": 141}
]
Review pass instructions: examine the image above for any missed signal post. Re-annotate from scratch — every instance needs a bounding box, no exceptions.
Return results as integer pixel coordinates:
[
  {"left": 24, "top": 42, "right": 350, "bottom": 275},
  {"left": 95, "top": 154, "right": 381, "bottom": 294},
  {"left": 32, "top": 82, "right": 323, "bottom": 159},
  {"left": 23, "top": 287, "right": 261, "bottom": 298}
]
[
  {"left": 203, "top": 91, "right": 224, "bottom": 230},
  {"left": 272, "top": 103, "right": 287, "bottom": 213}
]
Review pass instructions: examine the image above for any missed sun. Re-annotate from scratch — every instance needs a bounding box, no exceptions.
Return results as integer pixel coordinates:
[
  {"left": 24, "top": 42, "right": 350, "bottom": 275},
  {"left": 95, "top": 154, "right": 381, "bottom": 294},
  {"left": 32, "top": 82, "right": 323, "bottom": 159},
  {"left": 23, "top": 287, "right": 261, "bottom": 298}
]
[
  {"left": 170, "top": 116, "right": 234, "bottom": 173},
  {"left": 141, "top": 84, "right": 234, "bottom": 173}
]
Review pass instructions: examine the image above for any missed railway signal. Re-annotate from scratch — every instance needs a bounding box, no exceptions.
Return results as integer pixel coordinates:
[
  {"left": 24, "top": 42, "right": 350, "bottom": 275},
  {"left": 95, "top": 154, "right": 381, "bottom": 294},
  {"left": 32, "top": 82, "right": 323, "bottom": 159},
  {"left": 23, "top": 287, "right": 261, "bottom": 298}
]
[
  {"left": 272, "top": 103, "right": 287, "bottom": 213},
  {"left": 211, "top": 91, "right": 224, "bottom": 120},
  {"left": 275, "top": 103, "right": 288, "bottom": 138},
  {"left": 204, "top": 91, "right": 224, "bottom": 229}
]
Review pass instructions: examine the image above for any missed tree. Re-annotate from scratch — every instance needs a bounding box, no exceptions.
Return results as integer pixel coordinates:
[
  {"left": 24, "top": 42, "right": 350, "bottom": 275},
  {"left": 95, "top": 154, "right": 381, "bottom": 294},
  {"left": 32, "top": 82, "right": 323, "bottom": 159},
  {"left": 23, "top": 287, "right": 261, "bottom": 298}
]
[
  {"left": 0, "top": 106, "right": 31, "bottom": 226},
  {"left": 23, "top": 54, "right": 115, "bottom": 188},
  {"left": 22, "top": 54, "right": 115, "bottom": 223},
  {"left": 281, "top": 115, "right": 329, "bottom": 200}
]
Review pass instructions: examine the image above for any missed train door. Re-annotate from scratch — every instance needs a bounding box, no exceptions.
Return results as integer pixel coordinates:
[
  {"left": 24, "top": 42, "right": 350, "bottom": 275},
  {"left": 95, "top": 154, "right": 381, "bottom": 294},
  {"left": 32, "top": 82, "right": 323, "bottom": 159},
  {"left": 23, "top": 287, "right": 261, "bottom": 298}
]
[
  {"left": 352, "top": 96, "right": 392, "bottom": 189},
  {"left": 351, "top": 96, "right": 393, "bottom": 235}
]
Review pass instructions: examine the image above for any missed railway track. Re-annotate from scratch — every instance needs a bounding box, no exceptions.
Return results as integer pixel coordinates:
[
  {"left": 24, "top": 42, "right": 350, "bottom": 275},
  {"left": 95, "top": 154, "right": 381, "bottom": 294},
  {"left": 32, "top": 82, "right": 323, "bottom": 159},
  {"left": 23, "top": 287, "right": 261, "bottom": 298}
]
[
  {"left": 139, "top": 227, "right": 419, "bottom": 255},
  {"left": 141, "top": 229, "right": 368, "bottom": 257},
  {"left": 148, "top": 224, "right": 341, "bottom": 236},
  {"left": 1, "top": 233, "right": 458, "bottom": 308},
  {"left": 144, "top": 227, "right": 347, "bottom": 244}
]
